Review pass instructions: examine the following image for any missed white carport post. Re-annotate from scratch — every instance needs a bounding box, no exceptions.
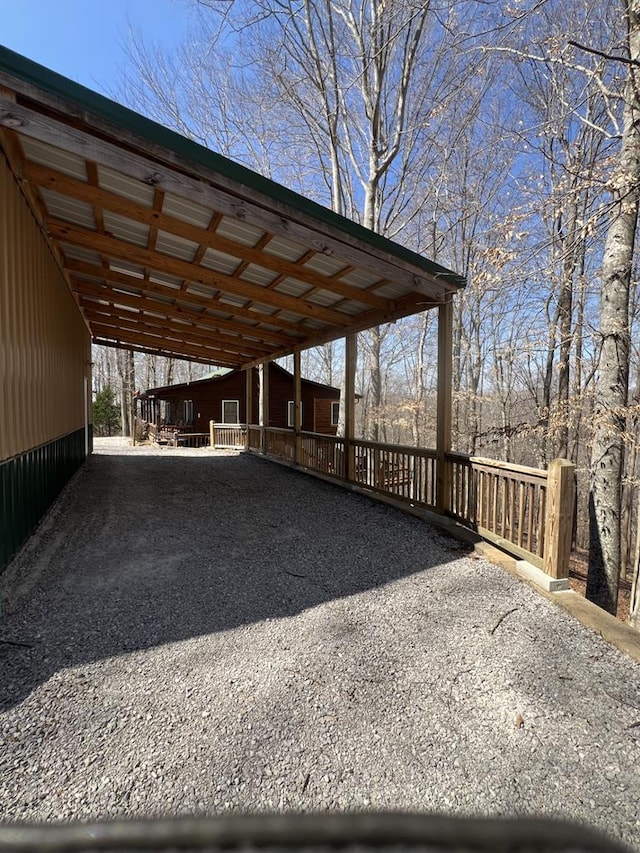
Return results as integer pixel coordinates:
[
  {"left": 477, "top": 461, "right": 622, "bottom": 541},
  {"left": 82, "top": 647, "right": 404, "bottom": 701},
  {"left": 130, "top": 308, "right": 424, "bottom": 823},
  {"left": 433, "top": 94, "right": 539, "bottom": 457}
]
[
  {"left": 293, "top": 351, "right": 302, "bottom": 466},
  {"left": 436, "top": 298, "right": 453, "bottom": 514},
  {"left": 259, "top": 362, "right": 269, "bottom": 454}
]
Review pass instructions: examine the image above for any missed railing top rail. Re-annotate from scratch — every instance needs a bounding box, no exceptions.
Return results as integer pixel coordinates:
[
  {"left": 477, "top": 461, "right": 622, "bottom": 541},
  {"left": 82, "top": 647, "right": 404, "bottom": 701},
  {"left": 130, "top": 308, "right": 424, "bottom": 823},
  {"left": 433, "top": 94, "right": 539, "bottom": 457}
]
[
  {"left": 212, "top": 423, "right": 245, "bottom": 429},
  {"left": 353, "top": 438, "right": 437, "bottom": 457},
  {"left": 300, "top": 430, "right": 344, "bottom": 442},
  {"left": 446, "top": 451, "right": 547, "bottom": 480}
]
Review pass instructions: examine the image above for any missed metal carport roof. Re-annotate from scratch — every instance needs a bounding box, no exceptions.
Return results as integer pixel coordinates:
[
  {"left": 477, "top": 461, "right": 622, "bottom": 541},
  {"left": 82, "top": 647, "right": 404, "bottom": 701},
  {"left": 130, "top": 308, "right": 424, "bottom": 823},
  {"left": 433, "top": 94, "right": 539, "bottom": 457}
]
[{"left": 0, "top": 46, "right": 465, "bottom": 368}]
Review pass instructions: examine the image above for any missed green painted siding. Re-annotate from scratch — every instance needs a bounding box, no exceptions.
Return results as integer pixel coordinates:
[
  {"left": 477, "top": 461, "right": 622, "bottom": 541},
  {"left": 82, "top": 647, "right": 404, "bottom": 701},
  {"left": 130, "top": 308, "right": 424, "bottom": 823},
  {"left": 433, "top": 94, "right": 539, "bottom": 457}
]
[{"left": 0, "top": 426, "right": 89, "bottom": 574}]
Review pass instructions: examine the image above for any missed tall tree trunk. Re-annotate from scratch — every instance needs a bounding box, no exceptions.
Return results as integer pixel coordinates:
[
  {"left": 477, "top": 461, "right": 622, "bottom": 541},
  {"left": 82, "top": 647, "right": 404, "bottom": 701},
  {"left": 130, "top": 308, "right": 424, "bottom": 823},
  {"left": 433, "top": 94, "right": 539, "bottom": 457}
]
[
  {"left": 630, "top": 493, "right": 640, "bottom": 628},
  {"left": 587, "top": 1, "right": 640, "bottom": 612},
  {"left": 557, "top": 207, "right": 578, "bottom": 458}
]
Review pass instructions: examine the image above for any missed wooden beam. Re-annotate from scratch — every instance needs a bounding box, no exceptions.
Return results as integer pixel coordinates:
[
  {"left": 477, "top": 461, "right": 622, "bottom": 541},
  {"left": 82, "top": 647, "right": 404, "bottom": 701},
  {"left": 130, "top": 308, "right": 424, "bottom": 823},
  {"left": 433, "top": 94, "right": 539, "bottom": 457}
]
[
  {"left": 345, "top": 334, "right": 357, "bottom": 482},
  {"left": 48, "top": 219, "right": 354, "bottom": 326},
  {"left": 436, "top": 299, "right": 453, "bottom": 514},
  {"left": 93, "top": 337, "right": 221, "bottom": 367},
  {"left": 24, "top": 161, "right": 390, "bottom": 310},
  {"left": 242, "top": 291, "right": 438, "bottom": 368},
  {"left": 89, "top": 322, "right": 241, "bottom": 366},
  {"left": 294, "top": 350, "right": 302, "bottom": 466},
  {"left": 259, "top": 362, "right": 269, "bottom": 453},
  {"left": 81, "top": 306, "right": 271, "bottom": 360},
  {"left": 80, "top": 301, "right": 272, "bottom": 358},
  {"left": 0, "top": 96, "right": 458, "bottom": 298},
  {"left": 67, "top": 263, "right": 302, "bottom": 344}
]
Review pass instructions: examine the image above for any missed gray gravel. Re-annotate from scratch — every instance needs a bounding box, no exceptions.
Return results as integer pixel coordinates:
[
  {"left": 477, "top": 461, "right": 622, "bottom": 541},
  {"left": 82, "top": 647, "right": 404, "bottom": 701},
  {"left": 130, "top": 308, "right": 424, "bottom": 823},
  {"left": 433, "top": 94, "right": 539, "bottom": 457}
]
[{"left": 1, "top": 438, "right": 639, "bottom": 848}]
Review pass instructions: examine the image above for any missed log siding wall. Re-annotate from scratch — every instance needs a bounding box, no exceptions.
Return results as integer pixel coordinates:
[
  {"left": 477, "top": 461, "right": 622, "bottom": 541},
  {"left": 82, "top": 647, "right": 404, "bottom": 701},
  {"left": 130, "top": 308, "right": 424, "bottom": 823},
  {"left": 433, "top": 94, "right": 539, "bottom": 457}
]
[{"left": 148, "top": 364, "right": 340, "bottom": 435}]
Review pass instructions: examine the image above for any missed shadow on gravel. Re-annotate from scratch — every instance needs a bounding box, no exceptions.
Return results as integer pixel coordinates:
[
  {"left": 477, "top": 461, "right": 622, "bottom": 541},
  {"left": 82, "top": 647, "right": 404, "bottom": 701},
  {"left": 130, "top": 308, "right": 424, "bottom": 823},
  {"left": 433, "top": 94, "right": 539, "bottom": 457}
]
[{"left": 0, "top": 450, "right": 464, "bottom": 712}]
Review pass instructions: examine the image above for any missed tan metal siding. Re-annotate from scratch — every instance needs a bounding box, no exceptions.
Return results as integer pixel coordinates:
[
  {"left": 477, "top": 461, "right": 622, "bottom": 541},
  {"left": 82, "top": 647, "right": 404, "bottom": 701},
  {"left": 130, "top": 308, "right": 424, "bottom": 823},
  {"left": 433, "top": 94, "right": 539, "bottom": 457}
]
[{"left": 0, "top": 155, "right": 91, "bottom": 462}]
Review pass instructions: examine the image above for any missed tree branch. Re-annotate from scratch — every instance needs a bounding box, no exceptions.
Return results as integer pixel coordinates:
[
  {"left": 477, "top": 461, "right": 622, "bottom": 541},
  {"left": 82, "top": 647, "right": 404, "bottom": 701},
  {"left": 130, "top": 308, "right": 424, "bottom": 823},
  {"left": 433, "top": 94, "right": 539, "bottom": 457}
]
[{"left": 568, "top": 40, "right": 640, "bottom": 68}]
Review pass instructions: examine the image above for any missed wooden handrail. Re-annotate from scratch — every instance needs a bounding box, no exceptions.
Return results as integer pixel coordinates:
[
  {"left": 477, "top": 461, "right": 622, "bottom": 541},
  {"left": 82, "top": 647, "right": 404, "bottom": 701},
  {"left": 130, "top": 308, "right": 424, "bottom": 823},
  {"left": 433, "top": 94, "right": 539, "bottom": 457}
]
[
  {"left": 447, "top": 451, "right": 546, "bottom": 480},
  {"left": 246, "top": 430, "right": 574, "bottom": 580}
]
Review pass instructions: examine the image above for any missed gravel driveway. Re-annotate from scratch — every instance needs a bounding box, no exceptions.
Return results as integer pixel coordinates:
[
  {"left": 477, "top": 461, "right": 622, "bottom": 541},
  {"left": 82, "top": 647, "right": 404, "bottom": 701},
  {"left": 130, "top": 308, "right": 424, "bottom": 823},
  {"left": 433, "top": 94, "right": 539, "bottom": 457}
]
[{"left": 1, "top": 439, "right": 639, "bottom": 848}]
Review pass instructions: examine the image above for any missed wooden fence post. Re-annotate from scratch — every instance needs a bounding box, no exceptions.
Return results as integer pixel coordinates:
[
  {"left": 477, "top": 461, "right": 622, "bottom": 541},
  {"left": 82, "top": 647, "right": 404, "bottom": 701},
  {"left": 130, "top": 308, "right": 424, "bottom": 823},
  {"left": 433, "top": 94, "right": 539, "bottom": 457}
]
[
  {"left": 543, "top": 458, "right": 575, "bottom": 579},
  {"left": 209, "top": 420, "right": 215, "bottom": 448}
]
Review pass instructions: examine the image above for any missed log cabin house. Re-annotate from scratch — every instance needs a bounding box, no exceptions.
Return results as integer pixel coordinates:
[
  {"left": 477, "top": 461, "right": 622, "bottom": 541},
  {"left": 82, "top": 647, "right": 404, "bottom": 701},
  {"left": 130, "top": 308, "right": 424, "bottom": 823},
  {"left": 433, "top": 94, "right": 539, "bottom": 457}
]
[{"left": 138, "top": 362, "right": 341, "bottom": 438}]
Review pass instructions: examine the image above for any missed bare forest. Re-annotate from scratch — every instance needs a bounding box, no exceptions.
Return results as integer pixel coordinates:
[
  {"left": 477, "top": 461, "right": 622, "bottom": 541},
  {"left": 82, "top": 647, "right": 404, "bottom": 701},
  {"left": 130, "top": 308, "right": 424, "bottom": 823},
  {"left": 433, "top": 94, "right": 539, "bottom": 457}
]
[{"left": 91, "top": 0, "right": 640, "bottom": 621}]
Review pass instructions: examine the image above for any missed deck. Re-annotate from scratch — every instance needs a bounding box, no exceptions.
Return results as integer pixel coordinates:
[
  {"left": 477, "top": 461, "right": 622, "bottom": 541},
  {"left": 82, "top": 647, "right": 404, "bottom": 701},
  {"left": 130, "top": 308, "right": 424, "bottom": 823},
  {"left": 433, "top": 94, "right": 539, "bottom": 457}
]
[{"left": 0, "top": 439, "right": 638, "bottom": 846}]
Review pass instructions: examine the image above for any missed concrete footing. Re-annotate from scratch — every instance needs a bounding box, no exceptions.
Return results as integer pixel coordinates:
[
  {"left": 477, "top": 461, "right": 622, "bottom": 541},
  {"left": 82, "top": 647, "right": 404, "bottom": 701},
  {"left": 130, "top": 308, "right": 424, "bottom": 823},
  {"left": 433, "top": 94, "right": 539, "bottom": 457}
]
[{"left": 516, "top": 560, "right": 570, "bottom": 592}]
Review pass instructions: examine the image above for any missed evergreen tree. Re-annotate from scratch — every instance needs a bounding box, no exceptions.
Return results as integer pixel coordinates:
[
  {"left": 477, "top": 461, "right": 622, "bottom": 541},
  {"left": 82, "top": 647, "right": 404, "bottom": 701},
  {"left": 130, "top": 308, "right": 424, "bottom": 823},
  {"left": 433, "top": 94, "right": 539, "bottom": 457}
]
[{"left": 93, "top": 386, "right": 121, "bottom": 436}]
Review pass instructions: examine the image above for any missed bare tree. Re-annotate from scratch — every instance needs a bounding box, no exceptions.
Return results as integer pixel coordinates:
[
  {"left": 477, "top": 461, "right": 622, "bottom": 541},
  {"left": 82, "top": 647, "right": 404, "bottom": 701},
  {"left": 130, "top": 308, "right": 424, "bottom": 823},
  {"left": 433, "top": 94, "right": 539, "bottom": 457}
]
[{"left": 586, "top": 0, "right": 640, "bottom": 612}]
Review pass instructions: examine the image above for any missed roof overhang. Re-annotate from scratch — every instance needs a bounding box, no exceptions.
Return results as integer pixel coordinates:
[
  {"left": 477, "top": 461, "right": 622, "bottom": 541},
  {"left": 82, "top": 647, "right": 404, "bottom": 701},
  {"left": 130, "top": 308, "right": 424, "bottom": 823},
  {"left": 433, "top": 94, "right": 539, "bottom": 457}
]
[{"left": 0, "top": 46, "right": 465, "bottom": 368}]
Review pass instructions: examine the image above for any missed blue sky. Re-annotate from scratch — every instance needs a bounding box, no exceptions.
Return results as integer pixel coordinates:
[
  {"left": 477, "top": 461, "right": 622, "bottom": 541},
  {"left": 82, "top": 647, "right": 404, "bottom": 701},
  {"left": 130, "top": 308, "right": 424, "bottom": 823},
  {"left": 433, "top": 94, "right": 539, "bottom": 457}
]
[{"left": 2, "top": 0, "right": 190, "bottom": 94}]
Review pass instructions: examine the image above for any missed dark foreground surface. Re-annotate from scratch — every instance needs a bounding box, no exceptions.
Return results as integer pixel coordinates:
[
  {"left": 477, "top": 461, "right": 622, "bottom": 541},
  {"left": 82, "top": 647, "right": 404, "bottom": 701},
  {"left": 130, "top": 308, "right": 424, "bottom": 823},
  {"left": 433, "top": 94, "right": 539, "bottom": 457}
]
[{"left": 1, "top": 440, "right": 639, "bottom": 847}]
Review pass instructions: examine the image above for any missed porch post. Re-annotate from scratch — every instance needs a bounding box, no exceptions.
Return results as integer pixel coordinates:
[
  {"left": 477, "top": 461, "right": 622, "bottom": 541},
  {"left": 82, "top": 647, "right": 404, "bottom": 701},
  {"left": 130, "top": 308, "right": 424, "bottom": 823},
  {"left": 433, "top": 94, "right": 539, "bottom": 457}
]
[
  {"left": 293, "top": 351, "right": 302, "bottom": 465},
  {"left": 245, "top": 367, "right": 253, "bottom": 451},
  {"left": 259, "top": 362, "right": 269, "bottom": 454},
  {"left": 436, "top": 299, "right": 453, "bottom": 514},
  {"left": 345, "top": 334, "right": 357, "bottom": 482}
]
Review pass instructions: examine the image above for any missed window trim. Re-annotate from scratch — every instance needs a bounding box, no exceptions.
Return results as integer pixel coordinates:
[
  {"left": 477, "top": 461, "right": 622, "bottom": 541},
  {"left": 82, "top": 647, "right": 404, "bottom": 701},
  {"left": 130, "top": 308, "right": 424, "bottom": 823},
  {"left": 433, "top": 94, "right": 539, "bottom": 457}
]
[
  {"left": 221, "top": 399, "right": 240, "bottom": 424},
  {"left": 287, "top": 400, "right": 302, "bottom": 428},
  {"left": 331, "top": 400, "right": 340, "bottom": 426}
]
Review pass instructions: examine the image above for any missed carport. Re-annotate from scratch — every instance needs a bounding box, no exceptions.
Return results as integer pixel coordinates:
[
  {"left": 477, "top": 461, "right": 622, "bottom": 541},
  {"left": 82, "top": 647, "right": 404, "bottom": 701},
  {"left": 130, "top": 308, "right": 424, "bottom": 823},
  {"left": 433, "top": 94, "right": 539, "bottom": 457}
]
[
  {"left": 1, "top": 47, "right": 639, "bottom": 850},
  {"left": 0, "top": 45, "right": 464, "bottom": 574}
]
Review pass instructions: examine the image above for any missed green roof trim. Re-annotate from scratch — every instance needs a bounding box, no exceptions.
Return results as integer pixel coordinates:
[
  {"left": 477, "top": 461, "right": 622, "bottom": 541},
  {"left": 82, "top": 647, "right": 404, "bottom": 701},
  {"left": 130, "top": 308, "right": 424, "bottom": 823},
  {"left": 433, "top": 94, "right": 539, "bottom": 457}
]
[{"left": 0, "top": 45, "right": 466, "bottom": 289}]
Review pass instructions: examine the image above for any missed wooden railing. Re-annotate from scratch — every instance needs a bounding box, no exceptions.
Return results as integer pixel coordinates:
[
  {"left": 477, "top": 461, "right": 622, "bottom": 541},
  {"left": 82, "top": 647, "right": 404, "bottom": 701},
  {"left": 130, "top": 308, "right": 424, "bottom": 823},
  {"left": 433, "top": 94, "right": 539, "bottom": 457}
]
[
  {"left": 265, "top": 427, "right": 296, "bottom": 462},
  {"left": 176, "top": 432, "right": 210, "bottom": 448},
  {"left": 447, "top": 453, "right": 574, "bottom": 577},
  {"left": 351, "top": 439, "right": 437, "bottom": 510},
  {"left": 251, "top": 427, "right": 574, "bottom": 579},
  {"left": 300, "top": 432, "right": 345, "bottom": 477},
  {"left": 447, "top": 453, "right": 548, "bottom": 567},
  {"left": 248, "top": 426, "right": 261, "bottom": 451},
  {"left": 211, "top": 423, "right": 246, "bottom": 449}
]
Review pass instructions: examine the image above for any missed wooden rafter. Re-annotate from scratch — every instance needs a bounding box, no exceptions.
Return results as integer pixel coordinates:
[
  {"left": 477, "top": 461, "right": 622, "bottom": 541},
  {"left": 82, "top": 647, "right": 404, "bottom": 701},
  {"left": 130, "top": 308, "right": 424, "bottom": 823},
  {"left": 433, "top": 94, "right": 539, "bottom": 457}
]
[
  {"left": 24, "top": 162, "right": 390, "bottom": 310},
  {"left": 65, "top": 259, "right": 308, "bottom": 338},
  {"left": 0, "top": 51, "right": 465, "bottom": 368},
  {"left": 89, "top": 321, "right": 242, "bottom": 366},
  {"left": 67, "top": 268, "right": 303, "bottom": 345},
  {"left": 49, "top": 219, "right": 354, "bottom": 326},
  {"left": 94, "top": 337, "right": 225, "bottom": 366},
  {"left": 80, "top": 302, "right": 273, "bottom": 358},
  {"left": 86, "top": 312, "right": 259, "bottom": 362}
]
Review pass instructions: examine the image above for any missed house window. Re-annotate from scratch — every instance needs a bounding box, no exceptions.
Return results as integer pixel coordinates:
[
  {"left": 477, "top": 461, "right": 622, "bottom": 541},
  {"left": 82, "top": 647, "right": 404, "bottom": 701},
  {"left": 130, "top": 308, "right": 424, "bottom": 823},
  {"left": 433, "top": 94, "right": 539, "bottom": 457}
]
[
  {"left": 331, "top": 401, "right": 340, "bottom": 425},
  {"left": 287, "top": 400, "right": 302, "bottom": 427},
  {"left": 183, "top": 400, "right": 194, "bottom": 426},
  {"left": 222, "top": 400, "right": 239, "bottom": 424}
]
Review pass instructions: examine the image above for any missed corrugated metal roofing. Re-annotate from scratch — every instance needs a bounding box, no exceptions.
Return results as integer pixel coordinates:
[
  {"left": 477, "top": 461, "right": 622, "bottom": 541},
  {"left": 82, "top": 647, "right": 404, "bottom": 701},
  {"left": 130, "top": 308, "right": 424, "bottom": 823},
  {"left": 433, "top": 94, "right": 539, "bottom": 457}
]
[
  {"left": 162, "top": 191, "right": 213, "bottom": 228},
  {"left": 0, "top": 46, "right": 465, "bottom": 367}
]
